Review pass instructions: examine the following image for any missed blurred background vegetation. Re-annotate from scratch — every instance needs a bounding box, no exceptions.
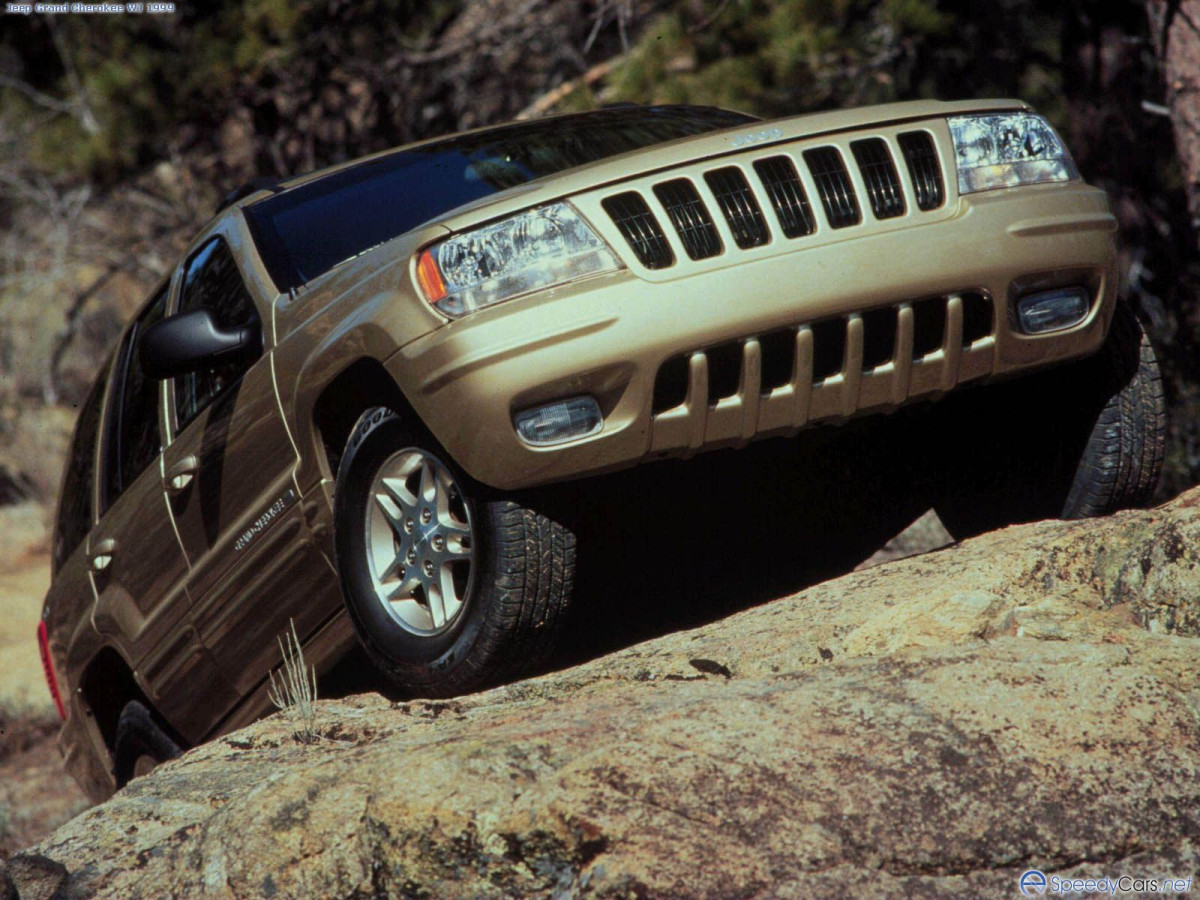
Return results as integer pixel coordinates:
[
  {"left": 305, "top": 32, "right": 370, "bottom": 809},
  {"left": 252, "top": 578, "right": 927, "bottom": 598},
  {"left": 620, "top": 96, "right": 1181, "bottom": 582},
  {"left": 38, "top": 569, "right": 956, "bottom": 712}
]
[{"left": 0, "top": 0, "right": 1197, "bottom": 508}]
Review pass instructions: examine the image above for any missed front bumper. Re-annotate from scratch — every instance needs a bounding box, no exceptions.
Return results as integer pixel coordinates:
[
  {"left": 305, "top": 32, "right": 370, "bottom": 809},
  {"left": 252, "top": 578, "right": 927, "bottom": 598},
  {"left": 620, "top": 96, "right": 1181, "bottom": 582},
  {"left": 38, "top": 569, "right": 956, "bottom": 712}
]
[{"left": 386, "top": 181, "right": 1118, "bottom": 491}]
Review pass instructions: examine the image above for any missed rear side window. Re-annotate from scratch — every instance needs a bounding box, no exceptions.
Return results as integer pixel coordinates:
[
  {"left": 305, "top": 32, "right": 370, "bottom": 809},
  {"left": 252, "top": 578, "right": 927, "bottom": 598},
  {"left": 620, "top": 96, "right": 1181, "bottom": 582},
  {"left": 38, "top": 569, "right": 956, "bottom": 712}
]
[
  {"left": 174, "top": 237, "right": 261, "bottom": 432},
  {"left": 53, "top": 363, "right": 109, "bottom": 574},
  {"left": 102, "top": 287, "right": 169, "bottom": 513}
]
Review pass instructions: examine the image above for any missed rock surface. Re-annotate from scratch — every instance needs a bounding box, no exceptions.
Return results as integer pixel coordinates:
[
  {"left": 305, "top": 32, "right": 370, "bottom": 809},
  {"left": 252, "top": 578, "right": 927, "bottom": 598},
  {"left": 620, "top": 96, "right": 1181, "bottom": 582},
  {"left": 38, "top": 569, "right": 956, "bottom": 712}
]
[{"left": 10, "top": 490, "right": 1200, "bottom": 898}]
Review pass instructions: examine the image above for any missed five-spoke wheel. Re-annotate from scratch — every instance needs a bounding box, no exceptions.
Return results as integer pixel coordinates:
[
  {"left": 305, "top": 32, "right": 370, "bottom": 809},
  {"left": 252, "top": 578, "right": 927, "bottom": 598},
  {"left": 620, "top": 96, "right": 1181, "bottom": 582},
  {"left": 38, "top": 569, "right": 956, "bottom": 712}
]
[
  {"left": 334, "top": 407, "right": 576, "bottom": 697},
  {"left": 365, "top": 448, "right": 475, "bottom": 635}
]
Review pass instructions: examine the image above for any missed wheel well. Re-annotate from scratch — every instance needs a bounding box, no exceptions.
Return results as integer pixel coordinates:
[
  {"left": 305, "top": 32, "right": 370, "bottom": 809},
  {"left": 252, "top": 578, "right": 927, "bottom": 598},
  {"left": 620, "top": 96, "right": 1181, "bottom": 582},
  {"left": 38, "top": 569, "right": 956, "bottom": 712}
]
[
  {"left": 79, "top": 647, "right": 147, "bottom": 752},
  {"left": 312, "top": 357, "right": 412, "bottom": 479}
]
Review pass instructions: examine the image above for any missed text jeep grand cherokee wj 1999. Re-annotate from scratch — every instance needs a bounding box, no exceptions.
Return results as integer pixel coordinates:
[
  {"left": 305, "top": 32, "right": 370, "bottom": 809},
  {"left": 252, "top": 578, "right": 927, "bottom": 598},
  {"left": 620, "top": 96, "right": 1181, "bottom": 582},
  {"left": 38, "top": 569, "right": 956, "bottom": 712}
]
[{"left": 39, "top": 102, "right": 1165, "bottom": 799}]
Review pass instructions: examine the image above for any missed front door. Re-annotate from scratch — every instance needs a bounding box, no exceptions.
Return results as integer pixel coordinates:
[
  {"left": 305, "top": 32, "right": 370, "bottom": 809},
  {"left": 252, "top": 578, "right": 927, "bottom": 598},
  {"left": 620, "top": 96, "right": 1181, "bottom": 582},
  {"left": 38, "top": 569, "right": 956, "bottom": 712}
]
[
  {"left": 160, "top": 234, "right": 336, "bottom": 704},
  {"left": 87, "top": 285, "right": 228, "bottom": 743}
]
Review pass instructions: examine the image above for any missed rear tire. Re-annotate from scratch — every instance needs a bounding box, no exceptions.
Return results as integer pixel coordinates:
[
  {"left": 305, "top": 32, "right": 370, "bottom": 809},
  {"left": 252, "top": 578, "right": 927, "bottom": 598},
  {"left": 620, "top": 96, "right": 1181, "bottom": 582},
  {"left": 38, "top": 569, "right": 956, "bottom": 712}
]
[
  {"left": 113, "top": 700, "right": 182, "bottom": 788},
  {"left": 933, "top": 302, "right": 1165, "bottom": 538},
  {"left": 334, "top": 407, "right": 576, "bottom": 697}
]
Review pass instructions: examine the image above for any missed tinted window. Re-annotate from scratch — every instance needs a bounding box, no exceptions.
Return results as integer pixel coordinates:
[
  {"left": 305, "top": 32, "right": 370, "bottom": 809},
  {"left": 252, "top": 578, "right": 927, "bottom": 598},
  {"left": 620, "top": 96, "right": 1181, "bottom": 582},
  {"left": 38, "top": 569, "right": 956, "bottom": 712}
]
[
  {"left": 102, "top": 288, "right": 168, "bottom": 512},
  {"left": 174, "top": 237, "right": 262, "bottom": 431},
  {"left": 244, "top": 105, "right": 756, "bottom": 292},
  {"left": 53, "top": 359, "right": 109, "bottom": 574}
]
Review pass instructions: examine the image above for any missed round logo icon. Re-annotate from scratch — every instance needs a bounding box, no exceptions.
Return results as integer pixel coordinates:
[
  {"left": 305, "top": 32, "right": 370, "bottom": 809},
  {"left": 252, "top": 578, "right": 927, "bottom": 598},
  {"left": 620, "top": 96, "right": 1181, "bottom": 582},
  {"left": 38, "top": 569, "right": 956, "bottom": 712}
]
[{"left": 1019, "top": 869, "right": 1048, "bottom": 896}]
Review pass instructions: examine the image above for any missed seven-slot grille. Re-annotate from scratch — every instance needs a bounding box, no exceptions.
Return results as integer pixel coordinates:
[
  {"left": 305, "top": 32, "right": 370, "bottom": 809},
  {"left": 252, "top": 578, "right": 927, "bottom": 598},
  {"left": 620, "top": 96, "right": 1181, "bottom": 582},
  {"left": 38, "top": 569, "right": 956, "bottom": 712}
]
[{"left": 603, "top": 130, "right": 944, "bottom": 269}]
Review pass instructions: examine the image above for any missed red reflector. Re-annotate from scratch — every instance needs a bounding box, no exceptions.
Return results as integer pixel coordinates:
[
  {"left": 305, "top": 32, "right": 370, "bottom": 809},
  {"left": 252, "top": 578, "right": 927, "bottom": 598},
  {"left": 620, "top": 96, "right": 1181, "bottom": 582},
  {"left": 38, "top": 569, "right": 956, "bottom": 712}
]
[{"left": 37, "top": 620, "right": 66, "bottom": 721}]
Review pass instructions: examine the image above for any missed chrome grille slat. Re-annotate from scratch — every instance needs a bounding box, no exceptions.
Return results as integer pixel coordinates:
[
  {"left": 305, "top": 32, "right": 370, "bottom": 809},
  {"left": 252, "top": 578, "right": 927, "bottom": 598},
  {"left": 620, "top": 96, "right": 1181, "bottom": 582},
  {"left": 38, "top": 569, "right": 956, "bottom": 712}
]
[
  {"left": 653, "top": 178, "right": 722, "bottom": 260},
  {"left": 753, "top": 156, "right": 816, "bottom": 238},
  {"left": 704, "top": 166, "right": 770, "bottom": 248},
  {"left": 851, "top": 138, "right": 905, "bottom": 220},
  {"left": 898, "top": 131, "right": 945, "bottom": 211},
  {"left": 803, "top": 147, "right": 861, "bottom": 229},
  {"left": 601, "top": 191, "right": 674, "bottom": 269}
]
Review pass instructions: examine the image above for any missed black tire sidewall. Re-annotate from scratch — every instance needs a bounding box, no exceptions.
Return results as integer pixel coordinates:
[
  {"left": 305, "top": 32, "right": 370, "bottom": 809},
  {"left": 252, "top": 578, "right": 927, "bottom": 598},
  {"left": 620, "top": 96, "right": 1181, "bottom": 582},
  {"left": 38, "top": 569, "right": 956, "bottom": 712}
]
[
  {"left": 333, "top": 408, "right": 494, "bottom": 685},
  {"left": 933, "top": 302, "right": 1163, "bottom": 536}
]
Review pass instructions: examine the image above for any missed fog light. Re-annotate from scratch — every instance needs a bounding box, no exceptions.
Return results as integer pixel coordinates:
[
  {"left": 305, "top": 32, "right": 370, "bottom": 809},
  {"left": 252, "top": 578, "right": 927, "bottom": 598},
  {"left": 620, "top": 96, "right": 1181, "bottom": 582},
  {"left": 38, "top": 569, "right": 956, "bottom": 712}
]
[
  {"left": 1016, "top": 288, "right": 1089, "bottom": 335},
  {"left": 513, "top": 396, "right": 603, "bottom": 446}
]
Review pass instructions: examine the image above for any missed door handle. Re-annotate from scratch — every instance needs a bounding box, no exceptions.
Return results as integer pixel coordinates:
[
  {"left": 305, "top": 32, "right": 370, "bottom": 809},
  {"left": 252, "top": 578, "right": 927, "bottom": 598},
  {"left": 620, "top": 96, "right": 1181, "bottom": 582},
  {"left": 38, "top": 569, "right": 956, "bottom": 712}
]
[
  {"left": 165, "top": 455, "right": 200, "bottom": 494},
  {"left": 90, "top": 538, "right": 117, "bottom": 573}
]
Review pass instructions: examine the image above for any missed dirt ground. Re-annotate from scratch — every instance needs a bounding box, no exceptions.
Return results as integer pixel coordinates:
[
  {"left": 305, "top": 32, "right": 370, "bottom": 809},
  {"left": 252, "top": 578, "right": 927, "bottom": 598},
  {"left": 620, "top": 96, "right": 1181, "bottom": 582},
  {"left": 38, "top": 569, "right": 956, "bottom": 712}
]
[{"left": 0, "top": 503, "right": 90, "bottom": 859}]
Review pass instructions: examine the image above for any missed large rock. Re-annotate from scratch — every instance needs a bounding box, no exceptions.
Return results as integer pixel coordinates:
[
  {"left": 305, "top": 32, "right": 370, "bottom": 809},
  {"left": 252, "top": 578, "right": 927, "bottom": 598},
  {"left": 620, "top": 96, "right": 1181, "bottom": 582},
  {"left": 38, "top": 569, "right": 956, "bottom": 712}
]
[{"left": 11, "top": 491, "right": 1200, "bottom": 898}]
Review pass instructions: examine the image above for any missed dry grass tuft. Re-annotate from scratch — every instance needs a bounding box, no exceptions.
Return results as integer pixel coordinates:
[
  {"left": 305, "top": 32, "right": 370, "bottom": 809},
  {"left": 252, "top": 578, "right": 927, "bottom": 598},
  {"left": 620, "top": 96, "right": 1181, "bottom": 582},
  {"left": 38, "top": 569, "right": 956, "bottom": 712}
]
[{"left": 267, "top": 619, "right": 318, "bottom": 744}]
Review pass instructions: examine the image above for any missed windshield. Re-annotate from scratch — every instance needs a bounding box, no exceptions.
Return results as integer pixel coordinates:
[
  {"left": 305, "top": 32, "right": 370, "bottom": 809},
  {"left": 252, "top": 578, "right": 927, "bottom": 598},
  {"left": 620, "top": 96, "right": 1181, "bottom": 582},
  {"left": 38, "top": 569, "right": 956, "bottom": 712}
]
[{"left": 243, "top": 105, "right": 757, "bottom": 292}]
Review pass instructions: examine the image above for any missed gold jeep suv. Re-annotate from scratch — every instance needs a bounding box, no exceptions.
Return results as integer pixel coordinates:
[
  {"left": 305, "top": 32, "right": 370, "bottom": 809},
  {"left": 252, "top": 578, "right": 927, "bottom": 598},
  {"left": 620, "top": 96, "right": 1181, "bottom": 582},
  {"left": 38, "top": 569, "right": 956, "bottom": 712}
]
[{"left": 39, "top": 102, "right": 1164, "bottom": 800}]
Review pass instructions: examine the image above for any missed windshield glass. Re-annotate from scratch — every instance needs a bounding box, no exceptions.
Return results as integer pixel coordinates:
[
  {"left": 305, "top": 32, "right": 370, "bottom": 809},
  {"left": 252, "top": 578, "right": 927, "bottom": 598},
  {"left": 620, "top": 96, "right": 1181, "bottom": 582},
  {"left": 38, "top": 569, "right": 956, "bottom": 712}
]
[{"left": 243, "top": 105, "right": 756, "bottom": 292}]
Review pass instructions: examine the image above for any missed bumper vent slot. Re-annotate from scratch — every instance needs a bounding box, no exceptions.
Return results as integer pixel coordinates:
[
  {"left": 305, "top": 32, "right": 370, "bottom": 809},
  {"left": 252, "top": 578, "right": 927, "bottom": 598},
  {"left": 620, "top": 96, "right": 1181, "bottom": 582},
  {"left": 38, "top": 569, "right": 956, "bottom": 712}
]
[
  {"left": 760, "top": 328, "right": 797, "bottom": 391},
  {"left": 602, "top": 192, "right": 674, "bottom": 269},
  {"left": 811, "top": 317, "right": 847, "bottom": 381},
  {"left": 652, "top": 354, "right": 689, "bottom": 413},
  {"left": 706, "top": 341, "right": 744, "bottom": 402},
  {"left": 961, "top": 291, "right": 993, "bottom": 346},
  {"left": 911, "top": 297, "right": 947, "bottom": 358},
  {"left": 898, "top": 131, "right": 945, "bottom": 211},
  {"left": 804, "top": 147, "right": 861, "bottom": 229},
  {"left": 753, "top": 156, "right": 816, "bottom": 238},
  {"left": 653, "top": 178, "right": 722, "bottom": 261},
  {"left": 861, "top": 306, "right": 898, "bottom": 369},
  {"left": 704, "top": 167, "right": 770, "bottom": 248},
  {"left": 851, "top": 138, "right": 906, "bottom": 220}
]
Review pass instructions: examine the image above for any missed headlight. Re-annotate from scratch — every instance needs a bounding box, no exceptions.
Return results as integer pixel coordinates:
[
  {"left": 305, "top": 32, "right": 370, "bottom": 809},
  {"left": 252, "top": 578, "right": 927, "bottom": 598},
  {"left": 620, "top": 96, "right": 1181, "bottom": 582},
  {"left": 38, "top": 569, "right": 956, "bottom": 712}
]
[
  {"left": 415, "top": 202, "right": 622, "bottom": 317},
  {"left": 947, "top": 113, "right": 1079, "bottom": 195}
]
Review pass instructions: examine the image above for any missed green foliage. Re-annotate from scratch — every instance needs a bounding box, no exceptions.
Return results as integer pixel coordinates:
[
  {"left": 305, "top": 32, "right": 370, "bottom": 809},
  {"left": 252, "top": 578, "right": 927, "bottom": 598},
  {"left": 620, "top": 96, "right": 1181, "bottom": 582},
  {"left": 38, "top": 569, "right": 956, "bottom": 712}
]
[
  {"left": 610, "top": 0, "right": 950, "bottom": 118},
  {"left": 0, "top": 0, "right": 461, "bottom": 181}
]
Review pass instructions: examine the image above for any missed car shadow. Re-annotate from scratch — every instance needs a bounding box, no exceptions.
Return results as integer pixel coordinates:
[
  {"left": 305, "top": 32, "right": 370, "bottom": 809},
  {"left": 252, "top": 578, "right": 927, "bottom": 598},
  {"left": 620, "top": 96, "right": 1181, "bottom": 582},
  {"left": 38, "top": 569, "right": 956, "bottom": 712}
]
[
  {"left": 319, "top": 411, "right": 941, "bottom": 701},
  {"left": 536, "top": 411, "right": 937, "bottom": 670}
]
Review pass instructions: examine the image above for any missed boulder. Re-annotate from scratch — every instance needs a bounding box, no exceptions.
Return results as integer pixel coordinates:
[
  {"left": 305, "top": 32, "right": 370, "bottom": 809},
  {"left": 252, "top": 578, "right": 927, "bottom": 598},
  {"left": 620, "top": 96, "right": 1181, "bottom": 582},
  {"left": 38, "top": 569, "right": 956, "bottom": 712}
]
[{"left": 10, "top": 490, "right": 1200, "bottom": 898}]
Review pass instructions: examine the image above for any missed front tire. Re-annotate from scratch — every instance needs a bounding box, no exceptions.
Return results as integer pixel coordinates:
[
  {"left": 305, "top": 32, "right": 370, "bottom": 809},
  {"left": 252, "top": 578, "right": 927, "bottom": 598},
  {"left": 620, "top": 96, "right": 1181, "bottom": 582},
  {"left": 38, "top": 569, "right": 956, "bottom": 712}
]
[
  {"left": 933, "top": 302, "right": 1166, "bottom": 538},
  {"left": 333, "top": 407, "right": 576, "bottom": 697},
  {"left": 1058, "top": 301, "right": 1166, "bottom": 518}
]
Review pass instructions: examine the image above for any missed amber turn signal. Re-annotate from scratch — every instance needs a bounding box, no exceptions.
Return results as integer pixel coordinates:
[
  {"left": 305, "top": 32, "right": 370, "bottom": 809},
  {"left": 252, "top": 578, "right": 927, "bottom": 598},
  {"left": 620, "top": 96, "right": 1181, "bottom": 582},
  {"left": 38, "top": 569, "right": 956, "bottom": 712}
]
[{"left": 415, "top": 248, "right": 447, "bottom": 304}]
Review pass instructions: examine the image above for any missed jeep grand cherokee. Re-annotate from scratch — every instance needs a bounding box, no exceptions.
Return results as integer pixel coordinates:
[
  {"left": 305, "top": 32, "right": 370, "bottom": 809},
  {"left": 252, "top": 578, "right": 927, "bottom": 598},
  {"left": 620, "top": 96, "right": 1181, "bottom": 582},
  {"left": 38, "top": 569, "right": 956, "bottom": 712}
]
[{"left": 38, "top": 102, "right": 1164, "bottom": 800}]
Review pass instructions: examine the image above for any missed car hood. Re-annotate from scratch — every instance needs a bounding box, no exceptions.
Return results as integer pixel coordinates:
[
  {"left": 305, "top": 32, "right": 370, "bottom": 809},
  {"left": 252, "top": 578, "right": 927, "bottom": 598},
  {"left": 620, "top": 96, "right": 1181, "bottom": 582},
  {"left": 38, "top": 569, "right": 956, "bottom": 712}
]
[{"left": 425, "top": 98, "right": 1028, "bottom": 235}]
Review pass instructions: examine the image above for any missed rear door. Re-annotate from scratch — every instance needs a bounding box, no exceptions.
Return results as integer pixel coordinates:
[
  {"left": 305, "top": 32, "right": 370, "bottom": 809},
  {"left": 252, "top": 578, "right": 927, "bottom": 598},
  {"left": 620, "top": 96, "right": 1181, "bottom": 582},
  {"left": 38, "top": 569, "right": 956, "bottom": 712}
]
[
  {"left": 86, "top": 285, "right": 229, "bottom": 741},
  {"left": 160, "top": 233, "right": 337, "bottom": 702}
]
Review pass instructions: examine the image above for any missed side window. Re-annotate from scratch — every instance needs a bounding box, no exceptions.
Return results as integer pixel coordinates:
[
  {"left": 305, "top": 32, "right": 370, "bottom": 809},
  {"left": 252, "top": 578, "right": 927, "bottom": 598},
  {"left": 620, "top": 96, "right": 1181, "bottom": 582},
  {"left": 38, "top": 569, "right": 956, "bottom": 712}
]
[
  {"left": 174, "top": 237, "right": 261, "bottom": 432},
  {"left": 52, "top": 360, "right": 110, "bottom": 574},
  {"left": 101, "top": 287, "right": 169, "bottom": 513}
]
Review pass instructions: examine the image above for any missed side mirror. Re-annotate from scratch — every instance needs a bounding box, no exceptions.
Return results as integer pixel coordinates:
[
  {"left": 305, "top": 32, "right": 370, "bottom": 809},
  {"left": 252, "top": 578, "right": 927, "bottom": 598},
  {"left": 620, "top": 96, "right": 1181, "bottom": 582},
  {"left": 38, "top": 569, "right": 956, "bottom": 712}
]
[{"left": 140, "top": 308, "right": 260, "bottom": 380}]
